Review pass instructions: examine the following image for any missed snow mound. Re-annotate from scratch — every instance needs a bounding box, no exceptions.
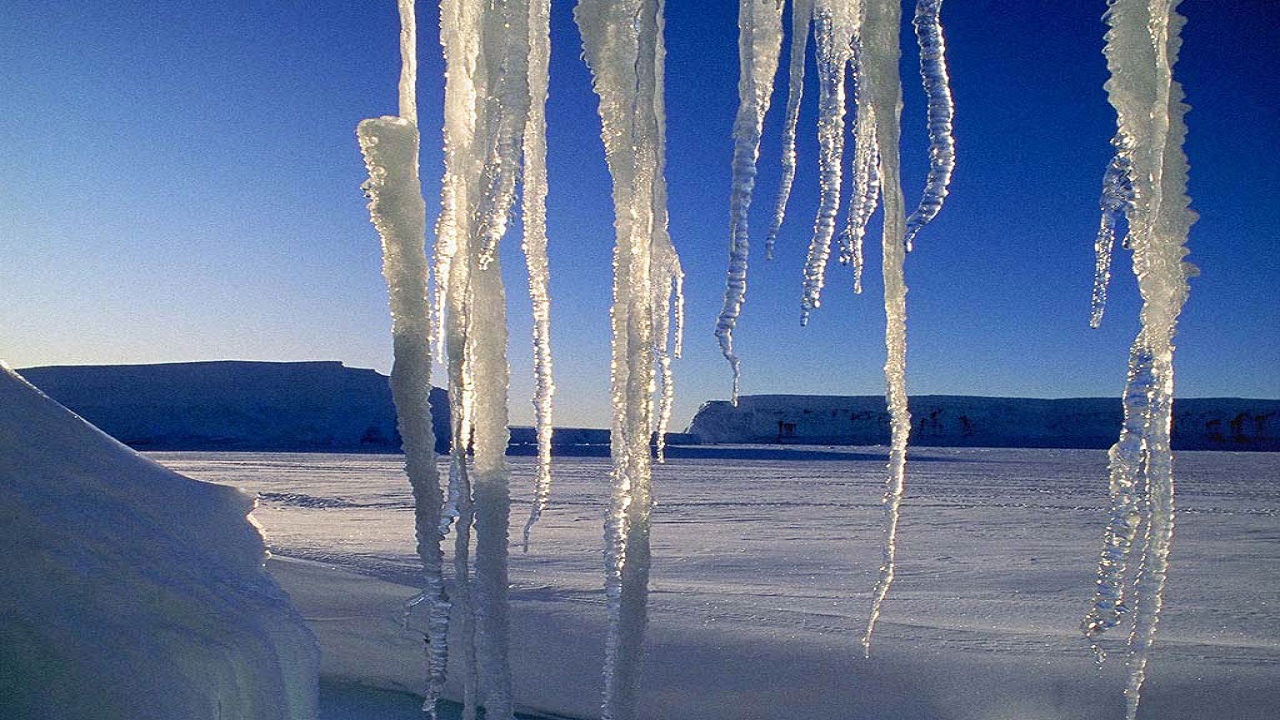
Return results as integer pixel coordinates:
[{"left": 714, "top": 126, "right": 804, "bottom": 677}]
[{"left": 0, "top": 364, "right": 319, "bottom": 720}]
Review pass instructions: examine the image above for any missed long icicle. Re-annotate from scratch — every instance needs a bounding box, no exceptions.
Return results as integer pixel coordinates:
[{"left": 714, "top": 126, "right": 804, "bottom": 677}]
[
  {"left": 1081, "top": 3, "right": 1196, "bottom": 719},
  {"left": 521, "top": 0, "right": 556, "bottom": 551},
  {"left": 355, "top": 2, "right": 448, "bottom": 716},
  {"left": 764, "top": 0, "right": 815, "bottom": 260},
  {"left": 861, "top": 0, "right": 911, "bottom": 658},
  {"left": 901, "top": 0, "right": 955, "bottom": 253},
  {"left": 576, "top": 0, "right": 679, "bottom": 716},
  {"left": 715, "top": 0, "right": 785, "bottom": 404}
]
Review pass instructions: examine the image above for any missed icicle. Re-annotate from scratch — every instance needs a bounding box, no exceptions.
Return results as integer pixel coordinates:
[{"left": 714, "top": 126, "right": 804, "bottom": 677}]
[
  {"left": 1090, "top": 138, "right": 1135, "bottom": 329},
  {"left": 901, "top": 0, "right": 955, "bottom": 253},
  {"left": 861, "top": 0, "right": 911, "bottom": 658},
  {"left": 652, "top": 244, "right": 683, "bottom": 462},
  {"left": 764, "top": 0, "right": 815, "bottom": 260},
  {"left": 799, "top": 2, "right": 859, "bottom": 325},
  {"left": 576, "top": 0, "right": 679, "bottom": 716},
  {"left": 714, "top": 0, "right": 785, "bottom": 405},
  {"left": 1081, "top": 3, "right": 1195, "bottom": 719},
  {"left": 474, "top": 0, "right": 533, "bottom": 270},
  {"left": 435, "top": 0, "right": 537, "bottom": 717},
  {"left": 521, "top": 0, "right": 556, "bottom": 552},
  {"left": 839, "top": 48, "right": 879, "bottom": 295},
  {"left": 355, "top": 3, "right": 449, "bottom": 716}
]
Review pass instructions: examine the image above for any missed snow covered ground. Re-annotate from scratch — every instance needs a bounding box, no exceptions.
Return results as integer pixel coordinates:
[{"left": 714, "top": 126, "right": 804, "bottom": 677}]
[{"left": 156, "top": 448, "right": 1280, "bottom": 720}]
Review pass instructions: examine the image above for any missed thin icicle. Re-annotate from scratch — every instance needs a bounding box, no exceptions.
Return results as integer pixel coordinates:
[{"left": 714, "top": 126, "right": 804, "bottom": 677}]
[
  {"left": 1082, "top": 3, "right": 1195, "bottom": 719},
  {"left": 861, "top": 0, "right": 911, "bottom": 658},
  {"left": 799, "top": 2, "right": 858, "bottom": 325},
  {"left": 764, "top": 0, "right": 815, "bottom": 260},
  {"left": 521, "top": 0, "right": 556, "bottom": 552},
  {"left": 652, "top": 245, "right": 683, "bottom": 462},
  {"left": 901, "top": 0, "right": 954, "bottom": 253},
  {"left": 839, "top": 50, "right": 879, "bottom": 295},
  {"left": 1090, "top": 139, "right": 1135, "bottom": 329},
  {"left": 714, "top": 0, "right": 785, "bottom": 405}
]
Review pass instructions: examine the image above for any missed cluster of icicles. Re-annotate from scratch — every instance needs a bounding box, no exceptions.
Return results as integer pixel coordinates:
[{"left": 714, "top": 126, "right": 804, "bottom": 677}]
[
  {"left": 712, "top": 0, "right": 956, "bottom": 660},
  {"left": 354, "top": 1, "right": 1195, "bottom": 719}
]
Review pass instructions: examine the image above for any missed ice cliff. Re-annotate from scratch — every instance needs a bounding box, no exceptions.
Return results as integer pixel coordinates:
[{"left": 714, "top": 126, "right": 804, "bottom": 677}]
[
  {"left": 17, "top": 360, "right": 449, "bottom": 453},
  {"left": 687, "top": 394, "right": 1280, "bottom": 450},
  {"left": 0, "top": 364, "right": 319, "bottom": 719}
]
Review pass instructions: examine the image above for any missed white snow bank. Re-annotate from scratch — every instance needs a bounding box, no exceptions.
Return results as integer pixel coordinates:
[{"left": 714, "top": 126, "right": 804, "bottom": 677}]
[{"left": 0, "top": 365, "right": 319, "bottom": 720}]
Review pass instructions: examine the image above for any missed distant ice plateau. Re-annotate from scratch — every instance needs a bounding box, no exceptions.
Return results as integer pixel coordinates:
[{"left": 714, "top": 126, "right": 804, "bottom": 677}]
[
  {"left": 688, "top": 394, "right": 1280, "bottom": 450},
  {"left": 15, "top": 361, "right": 1279, "bottom": 452}
]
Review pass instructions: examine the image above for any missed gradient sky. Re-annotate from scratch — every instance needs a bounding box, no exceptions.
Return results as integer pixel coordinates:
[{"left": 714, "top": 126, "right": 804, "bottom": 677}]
[{"left": 2, "top": 0, "right": 1277, "bottom": 429}]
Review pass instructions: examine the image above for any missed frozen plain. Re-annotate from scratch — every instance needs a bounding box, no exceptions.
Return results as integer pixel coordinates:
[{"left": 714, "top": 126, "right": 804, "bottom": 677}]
[{"left": 156, "top": 448, "right": 1280, "bottom": 720}]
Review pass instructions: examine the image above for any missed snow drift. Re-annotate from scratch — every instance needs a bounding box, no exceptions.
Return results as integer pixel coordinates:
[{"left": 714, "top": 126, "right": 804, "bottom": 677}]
[{"left": 0, "top": 364, "right": 319, "bottom": 720}]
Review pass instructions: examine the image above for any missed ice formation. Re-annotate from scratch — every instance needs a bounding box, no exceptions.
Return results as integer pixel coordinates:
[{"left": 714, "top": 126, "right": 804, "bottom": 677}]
[
  {"left": 521, "top": 0, "right": 556, "bottom": 551},
  {"left": 357, "top": 3, "right": 451, "bottom": 716},
  {"left": 0, "top": 365, "right": 319, "bottom": 720},
  {"left": 714, "top": 0, "right": 953, "bottom": 655},
  {"left": 576, "top": 0, "right": 684, "bottom": 716},
  {"left": 361, "top": 1, "right": 565, "bottom": 717},
  {"left": 1081, "top": 2, "right": 1196, "bottom": 719},
  {"left": 764, "top": 0, "right": 814, "bottom": 262},
  {"left": 356, "top": 2, "right": 1194, "bottom": 719},
  {"left": 714, "top": 0, "right": 783, "bottom": 403},
  {"left": 901, "top": 0, "right": 954, "bottom": 253}
]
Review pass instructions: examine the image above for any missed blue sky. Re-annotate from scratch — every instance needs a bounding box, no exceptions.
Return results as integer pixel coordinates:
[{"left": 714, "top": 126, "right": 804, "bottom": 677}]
[{"left": 2, "top": 0, "right": 1277, "bottom": 429}]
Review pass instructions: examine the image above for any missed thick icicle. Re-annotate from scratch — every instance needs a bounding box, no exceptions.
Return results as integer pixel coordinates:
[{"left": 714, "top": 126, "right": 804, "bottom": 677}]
[
  {"left": 1081, "top": 3, "right": 1196, "bottom": 719},
  {"left": 470, "top": 257, "right": 515, "bottom": 720},
  {"left": 901, "top": 0, "right": 954, "bottom": 252},
  {"left": 799, "top": 2, "right": 859, "bottom": 325},
  {"left": 355, "top": 3, "right": 449, "bottom": 716},
  {"left": 435, "top": 1, "right": 534, "bottom": 717},
  {"left": 521, "top": 0, "right": 556, "bottom": 551},
  {"left": 714, "top": 0, "right": 785, "bottom": 404},
  {"left": 576, "top": 0, "right": 680, "bottom": 716},
  {"left": 861, "top": 0, "right": 911, "bottom": 658},
  {"left": 764, "top": 0, "right": 815, "bottom": 260}
]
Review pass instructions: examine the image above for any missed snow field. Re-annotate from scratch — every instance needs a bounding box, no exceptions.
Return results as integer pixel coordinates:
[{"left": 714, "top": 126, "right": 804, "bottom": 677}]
[{"left": 158, "top": 449, "right": 1280, "bottom": 720}]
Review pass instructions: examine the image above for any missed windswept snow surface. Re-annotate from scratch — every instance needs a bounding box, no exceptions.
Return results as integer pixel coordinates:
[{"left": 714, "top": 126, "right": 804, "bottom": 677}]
[
  {"left": 158, "top": 449, "right": 1280, "bottom": 720},
  {"left": 0, "top": 368, "right": 319, "bottom": 720}
]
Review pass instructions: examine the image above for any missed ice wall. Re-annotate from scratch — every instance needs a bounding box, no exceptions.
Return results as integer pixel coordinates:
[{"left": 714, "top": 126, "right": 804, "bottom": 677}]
[{"left": 0, "top": 364, "right": 319, "bottom": 720}]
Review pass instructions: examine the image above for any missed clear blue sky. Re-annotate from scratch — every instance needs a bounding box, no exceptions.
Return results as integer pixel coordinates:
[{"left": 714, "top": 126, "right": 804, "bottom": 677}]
[{"left": 2, "top": 0, "right": 1277, "bottom": 429}]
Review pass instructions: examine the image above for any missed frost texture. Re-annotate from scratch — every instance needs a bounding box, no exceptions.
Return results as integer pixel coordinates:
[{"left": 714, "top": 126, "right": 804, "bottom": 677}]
[
  {"left": 1081, "top": 3, "right": 1196, "bottom": 719},
  {"left": 576, "top": 0, "right": 683, "bottom": 716},
  {"left": 715, "top": 0, "right": 784, "bottom": 404}
]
